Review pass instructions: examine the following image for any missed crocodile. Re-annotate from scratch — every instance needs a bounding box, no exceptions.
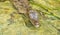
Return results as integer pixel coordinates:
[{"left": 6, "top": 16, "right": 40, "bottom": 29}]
[{"left": 9, "top": 0, "right": 40, "bottom": 28}]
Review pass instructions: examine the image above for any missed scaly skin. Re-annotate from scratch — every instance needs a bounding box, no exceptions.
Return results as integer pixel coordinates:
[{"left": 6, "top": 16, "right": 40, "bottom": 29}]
[
  {"left": 10, "top": 0, "right": 29, "bottom": 14},
  {"left": 10, "top": 0, "right": 40, "bottom": 28}
]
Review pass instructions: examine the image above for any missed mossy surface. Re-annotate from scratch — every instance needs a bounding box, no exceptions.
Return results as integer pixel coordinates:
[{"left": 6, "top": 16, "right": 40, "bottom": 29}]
[{"left": 0, "top": 0, "right": 60, "bottom": 35}]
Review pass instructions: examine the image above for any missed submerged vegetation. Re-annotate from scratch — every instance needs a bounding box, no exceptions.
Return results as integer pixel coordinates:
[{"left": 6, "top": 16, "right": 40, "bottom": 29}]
[{"left": 0, "top": 0, "right": 60, "bottom": 35}]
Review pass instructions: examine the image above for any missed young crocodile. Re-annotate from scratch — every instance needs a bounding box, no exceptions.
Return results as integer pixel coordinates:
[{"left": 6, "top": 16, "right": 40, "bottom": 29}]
[{"left": 10, "top": 0, "right": 40, "bottom": 28}]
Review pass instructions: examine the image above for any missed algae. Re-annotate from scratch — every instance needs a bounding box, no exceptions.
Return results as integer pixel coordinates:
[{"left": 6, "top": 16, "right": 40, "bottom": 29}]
[{"left": 0, "top": 0, "right": 60, "bottom": 35}]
